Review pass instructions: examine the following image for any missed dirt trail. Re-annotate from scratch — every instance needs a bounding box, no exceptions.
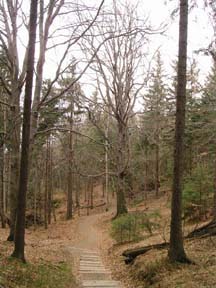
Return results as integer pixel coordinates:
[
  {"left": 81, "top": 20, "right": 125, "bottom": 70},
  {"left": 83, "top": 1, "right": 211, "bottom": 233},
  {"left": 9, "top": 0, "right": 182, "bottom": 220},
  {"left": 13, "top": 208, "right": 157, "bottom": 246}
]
[
  {"left": 76, "top": 213, "right": 103, "bottom": 251},
  {"left": 65, "top": 200, "right": 122, "bottom": 288}
]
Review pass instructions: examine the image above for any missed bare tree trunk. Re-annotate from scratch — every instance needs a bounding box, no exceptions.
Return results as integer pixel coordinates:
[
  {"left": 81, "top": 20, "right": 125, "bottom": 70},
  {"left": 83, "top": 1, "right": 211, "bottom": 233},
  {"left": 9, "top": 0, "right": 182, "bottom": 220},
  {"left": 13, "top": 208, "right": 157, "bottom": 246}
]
[
  {"left": 4, "top": 152, "right": 10, "bottom": 214},
  {"left": 144, "top": 147, "right": 148, "bottom": 200},
  {"left": 76, "top": 176, "right": 81, "bottom": 216},
  {"left": 75, "top": 174, "right": 80, "bottom": 208},
  {"left": 50, "top": 143, "right": 56, "bottom": 222},
  {"left": 66, "top": 98, "right": 74, "bottom": 220},
  {"left": 0, "top": 145, "right": 5, "bottom": 228},
  {"left": 38, "top": 176, "right": 42, "bottom": 223},
  {"left": 115, "top": 123, "right": 128, "bottom": 216},
  {"left": 155, "top": 142, "right": 159, "bottom": 198},
  {"left": 168, "top": 0, "right": 190, "bottom": 263},
  {"left": 105, "top": 114, "right": 109, "bottom": 209},
  {"left": 0, "top": 1, "right": 23, "bottom": 242},
  {"left": 67, "top": 148, "right": 73, "bottom": 219},
  {"left": 116, "top": 174, "right": 127, "bottom": 215},
  {"left": 47, "top": 139, "right": 52, "bottom": 225},
  {"left": 87, "top": 179, "right": 90, "bottom": 216},
  {"left": 0, "top": 101, "right": 6, "bottom": 228},
  {"left": 7, "top": 89, "right": 20, "bottom": 241},
  {"left": 85, "top": 179, "right": 88, "bottom": 202},
  {"left": 33, "top": 174, "right": 37, "bottom": 229},
  {"left": 102, "top": 180, "right": 105, "bottom": 198},
  {"left": 30, "top": 0, "right": 45, "bottom": 142},
  {"left": 212, "top": 159, "right": 216, "bottom": 220},
  {"left": 44, "top": 138, "right": 49, "bottom": 229},
  {"left": 11, "top": 0, "right": 38, "bottom": 262},
  {"left": 90, "top": 178, "right": 94, "bottom": 209},
  {"left": 30, "top": 0, "right": 64, "bottom": 142},
  {"left": 3, "top": 98, "right": 7, "bottom": 215}
]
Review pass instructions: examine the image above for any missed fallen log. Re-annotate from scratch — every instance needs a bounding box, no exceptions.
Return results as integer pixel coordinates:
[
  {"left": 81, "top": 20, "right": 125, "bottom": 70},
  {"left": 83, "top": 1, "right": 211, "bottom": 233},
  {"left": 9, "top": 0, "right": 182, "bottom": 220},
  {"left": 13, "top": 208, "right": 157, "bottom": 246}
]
[
  {"left": 122, "top": 242, "right": 169, "bottom": 264},
  {"left": 186, "top": 220, "right": 216, "bottom": 239},
  {"left": 122, "top": 220, "right": 216, "bottom": 264}
]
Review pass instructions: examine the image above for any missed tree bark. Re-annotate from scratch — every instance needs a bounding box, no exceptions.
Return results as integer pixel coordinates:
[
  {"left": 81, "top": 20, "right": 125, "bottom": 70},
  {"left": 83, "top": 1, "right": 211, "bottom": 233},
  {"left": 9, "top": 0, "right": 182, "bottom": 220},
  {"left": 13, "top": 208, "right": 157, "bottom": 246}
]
[
  {"left": 0, "top": 144, "right": 5, "bottom": 228},
  {"left": 66, "top": 97, "right": 74, "bottom": 219},
  {"left": 75, "top": 174, "right": 80, "bottom": 209},
  {"left": 90, "top": 178, "right": 94, "bottom": 209},
  {"left": 155, "top": 142, "right": 160, "bottom": 198},
  {"left": 47, "top": 139, "right": 52, "bottom": 225},
  {"left": 115, "top": 122, "right": 128, "bottom": 216},
  {"left": 44, "top": 137, "right": 49, "bottom": 229},
  {"left": 3, "top": 1, "right": 26, "bottom": 241},
  {"left": 213, "top": 159, "right": 216, "bottom": 220},
  {"left": 168, "top": 0, "right": 190, "bottom": 263},
  {"left": 7, "top": 85, "right": 20, "bottom": 241},
  {"left": 11, "top": 0, "right": 38, "bottom": 262},
  {"left": 105, "top": 113, "right": 110, "bottom": 208}
]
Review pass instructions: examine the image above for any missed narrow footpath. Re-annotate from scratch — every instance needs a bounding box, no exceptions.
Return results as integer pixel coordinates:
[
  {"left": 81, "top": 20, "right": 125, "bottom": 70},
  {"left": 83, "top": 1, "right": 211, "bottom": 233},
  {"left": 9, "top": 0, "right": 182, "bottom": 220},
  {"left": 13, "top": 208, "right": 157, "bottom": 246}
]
[{"left": 70, "top": 211, "right": 123, "bottom": 288}]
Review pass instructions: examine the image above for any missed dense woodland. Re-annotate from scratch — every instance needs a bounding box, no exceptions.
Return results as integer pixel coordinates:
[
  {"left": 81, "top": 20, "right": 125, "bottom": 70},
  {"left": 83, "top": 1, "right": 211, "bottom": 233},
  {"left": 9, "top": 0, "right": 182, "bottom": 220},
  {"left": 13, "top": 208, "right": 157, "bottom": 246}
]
[{"left": 1, "top": 0, "right": 216, "bottom": 286}]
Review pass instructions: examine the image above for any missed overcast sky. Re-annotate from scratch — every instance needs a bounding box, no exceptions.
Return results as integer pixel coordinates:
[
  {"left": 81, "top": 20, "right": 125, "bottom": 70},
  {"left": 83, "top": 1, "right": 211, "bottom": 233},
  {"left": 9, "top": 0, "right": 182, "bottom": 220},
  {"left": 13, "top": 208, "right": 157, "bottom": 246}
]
[
  {"left": 76, "top": 0, "right": 213, "bottom": 92},
  {"left": 28, "top": 0, "right": 213, "bottom": 89}
]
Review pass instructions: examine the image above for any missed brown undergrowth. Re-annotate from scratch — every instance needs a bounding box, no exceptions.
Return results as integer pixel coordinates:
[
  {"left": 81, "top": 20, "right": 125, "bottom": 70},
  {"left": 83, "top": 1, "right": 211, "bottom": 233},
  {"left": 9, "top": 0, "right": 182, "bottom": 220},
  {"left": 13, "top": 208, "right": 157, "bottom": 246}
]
[
  {"left": 99, "top": 195, "right": 216, "bottom": 288},
  {"left": 0, "top": 196, "right": 80, "bottom": 288}
]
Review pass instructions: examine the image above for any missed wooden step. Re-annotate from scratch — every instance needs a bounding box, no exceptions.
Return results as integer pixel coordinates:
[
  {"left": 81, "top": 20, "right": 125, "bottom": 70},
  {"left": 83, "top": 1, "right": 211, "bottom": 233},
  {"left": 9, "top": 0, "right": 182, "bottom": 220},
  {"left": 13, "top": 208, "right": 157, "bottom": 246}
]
[
  {"left": 79, "top": 270, "right": 111, "bottom": 274},
  {"left": 80, "top": 267, "right": 106, "bottom": 271},
  {"left": 81, "top": 258, "right": 101, "bottom": 262},
  {"left": 80, "top": 264, "right": 105, "bottom": 267},
  {"left": 81, "top": 255, "right": 101, "bottom": 259},
  {"left": 81, "top": 257, "right": 101, "bottom": 259},
  {"left": 81, "top": 258, "right": 101, "bottom": 260},
  {"left": 79, "top": 252, "right": 121, "bottom": 287},
  {"left": 80, "top": 268, "right": 109, "bottom": 272},
  {"left": 82, "top": 280, "right": 121, "bottom": 287},
  {"left": 80, "top": 265, "right": 105, "bottom": 269},
  {"left": 80, "top": 260, "right": 103, "bottom": 264}
]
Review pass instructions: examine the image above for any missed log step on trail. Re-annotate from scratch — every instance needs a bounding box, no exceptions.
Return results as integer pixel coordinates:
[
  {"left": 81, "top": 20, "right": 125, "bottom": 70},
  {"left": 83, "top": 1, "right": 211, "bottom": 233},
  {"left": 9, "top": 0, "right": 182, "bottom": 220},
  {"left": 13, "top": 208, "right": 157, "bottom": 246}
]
[{"left": 79, "top": 251, "right": 122, "bottom": 288}]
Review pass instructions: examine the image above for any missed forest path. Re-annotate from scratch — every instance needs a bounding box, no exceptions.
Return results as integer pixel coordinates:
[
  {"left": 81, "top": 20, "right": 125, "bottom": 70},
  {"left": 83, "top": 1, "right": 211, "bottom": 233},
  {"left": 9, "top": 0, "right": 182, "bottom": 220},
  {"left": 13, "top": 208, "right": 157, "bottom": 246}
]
[{"left": 69, "top": 208, "right": 123, "bottom": 288}]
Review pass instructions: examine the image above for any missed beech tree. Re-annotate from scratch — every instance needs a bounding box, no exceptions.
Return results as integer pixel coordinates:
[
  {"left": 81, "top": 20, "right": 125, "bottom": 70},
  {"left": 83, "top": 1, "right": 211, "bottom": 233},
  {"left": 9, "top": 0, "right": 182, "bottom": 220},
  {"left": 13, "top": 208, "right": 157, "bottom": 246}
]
[
  {"left": 82, "top": 1, "right": 153, "bottom": 216},
  {"left": 0, "top": 1, "right": 27, "bottom": 241},
  {"left": 0, "top": 0, "right": 105, "bottom": 234},
  {"left": 0, "top": 50, "right": 11, "bottom": 228}
]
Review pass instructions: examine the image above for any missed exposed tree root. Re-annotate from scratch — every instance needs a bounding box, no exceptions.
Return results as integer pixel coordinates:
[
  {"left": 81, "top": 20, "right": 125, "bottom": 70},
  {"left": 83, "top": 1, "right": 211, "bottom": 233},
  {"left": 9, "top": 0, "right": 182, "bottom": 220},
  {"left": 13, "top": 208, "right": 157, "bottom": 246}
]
[{"left": 168, "top": 251, "right": 195, "bottom": 265}]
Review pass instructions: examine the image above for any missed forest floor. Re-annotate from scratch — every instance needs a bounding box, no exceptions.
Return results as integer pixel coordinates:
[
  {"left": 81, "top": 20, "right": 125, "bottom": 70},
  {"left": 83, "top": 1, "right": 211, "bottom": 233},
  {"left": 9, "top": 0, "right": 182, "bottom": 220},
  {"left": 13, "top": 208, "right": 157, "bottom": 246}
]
[
  {"left": 99, "top": 193, "right": 216, "bottom": 288},
  {"left": 1, "top": 190, "right": 216, "bottom": 288},
  {"left": 0, "top": 194, "right": 80, "bottom": 288}
]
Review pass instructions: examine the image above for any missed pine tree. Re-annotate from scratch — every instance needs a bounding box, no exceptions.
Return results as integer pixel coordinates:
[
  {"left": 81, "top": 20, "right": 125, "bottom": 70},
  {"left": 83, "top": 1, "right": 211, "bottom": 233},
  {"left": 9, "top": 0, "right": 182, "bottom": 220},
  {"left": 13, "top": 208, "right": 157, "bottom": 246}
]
[
  {"left": 168, "top": 0, "right": 190, "bottom": 263},
  {"left": 143, "top": 51, "right": 168, "bottom": 197}
]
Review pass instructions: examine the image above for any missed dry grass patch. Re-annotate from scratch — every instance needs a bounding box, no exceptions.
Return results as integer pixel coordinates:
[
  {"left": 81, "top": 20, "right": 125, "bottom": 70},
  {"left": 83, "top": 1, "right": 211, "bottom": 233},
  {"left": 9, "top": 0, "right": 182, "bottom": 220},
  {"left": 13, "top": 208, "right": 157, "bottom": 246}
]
[{"left": 120, "top": 237, "right": 216, "bottom": 288}]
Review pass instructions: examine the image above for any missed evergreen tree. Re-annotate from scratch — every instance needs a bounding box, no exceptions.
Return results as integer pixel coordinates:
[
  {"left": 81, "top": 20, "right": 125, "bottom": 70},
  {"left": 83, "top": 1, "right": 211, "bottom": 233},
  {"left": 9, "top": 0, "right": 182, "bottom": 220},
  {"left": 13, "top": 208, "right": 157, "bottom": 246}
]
[
  {"left": 168, "top": 0, "right": 190, "bottom": 263},
  {"left": 143, "top": 51, "right": 168, "bottom": 197}
]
